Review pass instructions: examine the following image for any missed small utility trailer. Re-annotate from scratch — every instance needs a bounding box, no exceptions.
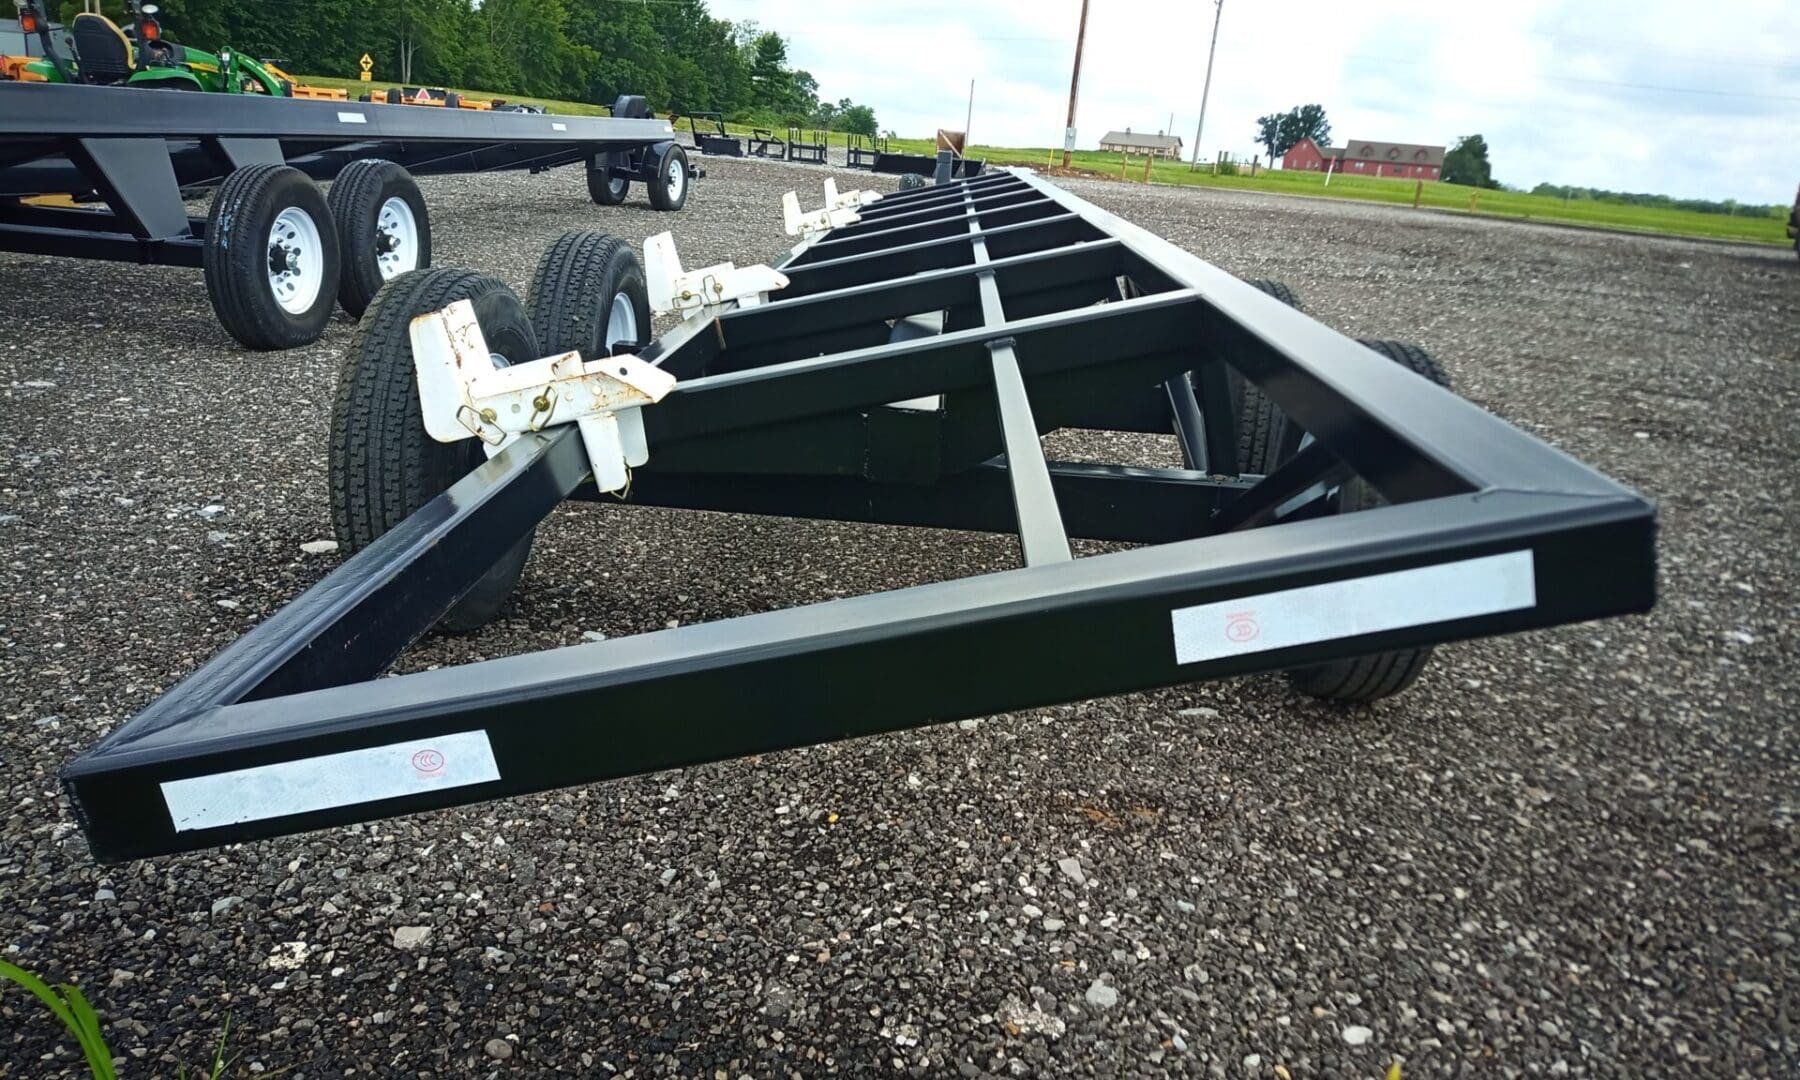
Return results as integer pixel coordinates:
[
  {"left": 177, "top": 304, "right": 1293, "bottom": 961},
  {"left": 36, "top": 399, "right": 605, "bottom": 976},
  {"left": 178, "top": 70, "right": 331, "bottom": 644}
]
[
  {"left": 62, "top": 169, "right": 1657, "bottom": 863},
  {"left": 0, "top": 82, "right": 694, "bottom": 350}
]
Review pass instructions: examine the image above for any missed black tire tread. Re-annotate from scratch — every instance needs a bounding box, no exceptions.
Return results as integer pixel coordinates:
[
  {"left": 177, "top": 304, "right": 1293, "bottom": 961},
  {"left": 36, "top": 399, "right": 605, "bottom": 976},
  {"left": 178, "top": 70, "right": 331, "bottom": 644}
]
[
  {"left": 646, "top": 143, "right": 688, "bottom": 211},
  {"left": 526, "top": 230, "right": 649, "bottom": 360},
  {"left": 203, "top": 163, "right": 339, "bottom": 351},
  {"left": 329, "top": 268, "right": 535, "bottom": 630},
  {"left": 327, "top": 159, "right": 431, "bottom": 319},
  {"left": 586, "top": 162, "right": 629, "bottom": 206},
  {"left": 1232, "top": 278, "right": 1304, "bottom": 474},
  {"left": 1283, "top": 337, "right": 1453, "bottom": 703}
]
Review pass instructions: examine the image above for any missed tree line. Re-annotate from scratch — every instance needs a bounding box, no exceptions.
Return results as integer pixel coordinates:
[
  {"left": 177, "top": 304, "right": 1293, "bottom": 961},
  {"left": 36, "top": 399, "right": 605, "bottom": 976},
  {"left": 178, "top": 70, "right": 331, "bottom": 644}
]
[
  {"left": 1528, "top": 183, "right": 1783, "bottom": 219},
  {"left": 56, "top": 0, "right": 879, "bottom": 132}
]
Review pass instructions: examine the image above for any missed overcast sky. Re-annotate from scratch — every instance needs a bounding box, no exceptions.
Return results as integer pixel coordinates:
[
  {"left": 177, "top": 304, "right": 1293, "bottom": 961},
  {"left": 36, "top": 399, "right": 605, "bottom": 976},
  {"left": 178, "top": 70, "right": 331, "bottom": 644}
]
[{"left": 710, "top": 0, "right": 1798, "bottom": 204}]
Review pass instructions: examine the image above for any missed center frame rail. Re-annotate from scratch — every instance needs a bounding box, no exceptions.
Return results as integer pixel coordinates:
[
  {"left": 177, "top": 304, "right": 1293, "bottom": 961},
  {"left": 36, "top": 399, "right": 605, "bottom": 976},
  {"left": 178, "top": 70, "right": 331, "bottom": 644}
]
[{"left": 62, "top": 168, "right": 1657, "bottom": 862}]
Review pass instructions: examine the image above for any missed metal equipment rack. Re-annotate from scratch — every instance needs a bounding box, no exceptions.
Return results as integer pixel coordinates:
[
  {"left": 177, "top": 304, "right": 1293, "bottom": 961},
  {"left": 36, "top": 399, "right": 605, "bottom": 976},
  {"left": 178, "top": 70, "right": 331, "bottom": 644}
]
[
  {"left": 846, "top": 133, "right": 886, "bottom": 169},
  {"left": 62, "top": 168, "right": 1657, "bottom": 862},
  {"left": 0, "top": 81, "right": 692, "bottom": 347},
  {"left": 748, "top": 127, "right": 784, "bottom": 158},
  {"left": 785, "top": 126, "right": 828, "bottom": 165},
  {"left": 687, "top": 111, "right": 744, "bottom": 156}
]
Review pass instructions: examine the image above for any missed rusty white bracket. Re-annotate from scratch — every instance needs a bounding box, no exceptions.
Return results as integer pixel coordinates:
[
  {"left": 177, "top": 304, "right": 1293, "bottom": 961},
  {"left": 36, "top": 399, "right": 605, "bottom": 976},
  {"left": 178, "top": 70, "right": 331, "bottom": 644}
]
[
  {"left": 644, "top": 230, "right": 788, "bottom": 321},
  {"left": 782, "top": 177, "right": 882, "bottom": 239},
  {"left": 410, "top": 299, "right": 676, "bottom": 493}
]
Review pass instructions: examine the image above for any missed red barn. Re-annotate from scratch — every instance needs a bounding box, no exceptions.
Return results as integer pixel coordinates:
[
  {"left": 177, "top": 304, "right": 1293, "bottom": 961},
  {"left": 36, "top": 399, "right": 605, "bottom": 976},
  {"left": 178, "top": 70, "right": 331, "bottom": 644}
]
[{"left": 1282, "top": 137, "right": 1444, "bottom": 180}]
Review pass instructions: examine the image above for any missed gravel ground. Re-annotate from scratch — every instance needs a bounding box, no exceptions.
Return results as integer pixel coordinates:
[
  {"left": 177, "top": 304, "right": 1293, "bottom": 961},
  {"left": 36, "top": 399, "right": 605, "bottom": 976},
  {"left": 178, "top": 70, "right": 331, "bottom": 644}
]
[{"left": 1, "top": 158, "right": 1795, "bottom": 1078}]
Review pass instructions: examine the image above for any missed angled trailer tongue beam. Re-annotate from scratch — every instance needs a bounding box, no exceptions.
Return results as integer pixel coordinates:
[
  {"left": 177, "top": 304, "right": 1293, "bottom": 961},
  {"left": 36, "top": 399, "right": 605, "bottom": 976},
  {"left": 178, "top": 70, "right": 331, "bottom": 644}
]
[{"left": 62, "top": 169, "right": 1657, "bottom": 862}]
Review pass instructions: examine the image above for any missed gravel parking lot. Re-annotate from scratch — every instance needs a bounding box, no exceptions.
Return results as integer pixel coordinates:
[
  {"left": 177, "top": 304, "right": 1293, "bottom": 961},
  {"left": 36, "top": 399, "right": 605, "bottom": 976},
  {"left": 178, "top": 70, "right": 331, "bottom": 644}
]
[{"left": 2, "top": 157, "right": 1795, "bottom": 1078}]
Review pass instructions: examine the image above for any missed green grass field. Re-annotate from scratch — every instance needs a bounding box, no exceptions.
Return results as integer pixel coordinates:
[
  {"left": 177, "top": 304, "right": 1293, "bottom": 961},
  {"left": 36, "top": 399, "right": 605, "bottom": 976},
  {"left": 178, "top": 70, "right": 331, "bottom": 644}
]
[{"left": 297, "top": 75, "right": 1790, "bottom": 247}]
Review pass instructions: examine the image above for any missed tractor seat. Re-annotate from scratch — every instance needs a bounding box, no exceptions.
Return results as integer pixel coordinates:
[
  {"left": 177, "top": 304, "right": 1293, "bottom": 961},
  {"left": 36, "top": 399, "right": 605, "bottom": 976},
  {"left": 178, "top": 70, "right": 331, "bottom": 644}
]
[{"left": 71, "top": 13, "right": 134, "bottom": 84}]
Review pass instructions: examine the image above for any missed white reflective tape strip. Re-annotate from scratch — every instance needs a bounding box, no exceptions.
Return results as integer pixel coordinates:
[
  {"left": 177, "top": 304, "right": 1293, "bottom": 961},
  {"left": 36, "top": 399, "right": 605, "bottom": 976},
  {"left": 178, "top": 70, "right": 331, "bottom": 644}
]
[
  {"left": 336, "top": 111, "right": 367, "bottom": 124},
  {"left": 1170, "top": 549, "right": 1536, "bottom": 665},
  {"left": 552, "top": 122, "right": 567, "bottom": 131},
  {"left": 160, "top": 730, "right": 500, "bottom": 832}
]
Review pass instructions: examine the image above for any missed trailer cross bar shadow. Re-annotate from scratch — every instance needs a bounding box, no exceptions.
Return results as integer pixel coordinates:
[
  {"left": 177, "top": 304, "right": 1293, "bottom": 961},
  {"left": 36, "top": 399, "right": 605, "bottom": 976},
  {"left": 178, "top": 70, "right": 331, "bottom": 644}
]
[{"left": 62, "top": 168, "right": 1657, "bottom": 862}]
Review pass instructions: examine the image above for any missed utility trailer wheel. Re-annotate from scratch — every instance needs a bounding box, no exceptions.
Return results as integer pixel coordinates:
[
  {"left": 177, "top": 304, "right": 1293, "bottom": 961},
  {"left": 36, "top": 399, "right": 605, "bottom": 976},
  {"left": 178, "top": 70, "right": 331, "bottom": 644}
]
[
  {"left": 586, "top": 160, "right": 629, "bottom": 206},
  {"left": 203, "top": 164, "right": 341, "bottom": 351},
  {"left": 646, "top": 142, "right": 690, "bottom": 212},
  {"left": 1234, "top": 278, "right": 1305, "bottom": 475},
  {"left": 1281, "top": 338, "right": 1456, "bottom": 704},
  {"left": 328, "top": 159, "right": 432, "bottom": 319},
  {"left": 898, "top": 173, "right": 928, "bottom": 190},
  {"left": 526, "top": 231, "right": 652, "bottom": 361},
  {"left": 329, "top": 269, "right": 542, "bottom": 632}
]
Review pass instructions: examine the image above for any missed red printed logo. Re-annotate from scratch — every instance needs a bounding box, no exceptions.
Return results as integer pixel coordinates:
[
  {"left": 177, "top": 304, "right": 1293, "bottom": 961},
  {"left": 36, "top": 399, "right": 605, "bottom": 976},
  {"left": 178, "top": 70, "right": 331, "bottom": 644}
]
[
  {"left": 411, "top": 748, "right": 446, "bottom": 775},
  {"left": 1225, "top": 611, "right": 1260, "bottom": 643}
]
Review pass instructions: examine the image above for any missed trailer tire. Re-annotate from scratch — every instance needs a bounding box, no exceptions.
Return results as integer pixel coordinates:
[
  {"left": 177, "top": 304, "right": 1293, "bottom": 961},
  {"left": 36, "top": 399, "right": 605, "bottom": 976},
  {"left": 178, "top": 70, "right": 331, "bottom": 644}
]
[
  {"left": 329, "top": 269, "right": 541, "bottom": 632},
  {"left": 1281, "top": 338, "right": 1453, "bottom": 703},
  {"left": 646, "top": 142, "right": 690, "bottom": 211},
  {"left": 204, "top": 164, "right": 341, "bottom": 351},
  {"left": 898, "top": 173, "right": 928, "bottom": 190},
  {"left": 527, "top": 231, "right": 651, "bottom": 361},
  {"left": 587, "top": 161, "right": 629, "bottom": 206},
  {"left": 329, "top": 159, "right": 432, "bottom": 318},
  {"left": 1232, "top": 278, "right": 1305, "bottom": 475}
]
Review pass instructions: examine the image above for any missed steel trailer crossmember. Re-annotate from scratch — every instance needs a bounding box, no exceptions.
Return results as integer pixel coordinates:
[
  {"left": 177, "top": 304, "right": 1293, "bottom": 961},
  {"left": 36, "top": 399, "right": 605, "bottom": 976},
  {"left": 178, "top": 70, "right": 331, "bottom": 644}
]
[{"left": 62, "top": 168, "right": 1657, "bottom": 862}]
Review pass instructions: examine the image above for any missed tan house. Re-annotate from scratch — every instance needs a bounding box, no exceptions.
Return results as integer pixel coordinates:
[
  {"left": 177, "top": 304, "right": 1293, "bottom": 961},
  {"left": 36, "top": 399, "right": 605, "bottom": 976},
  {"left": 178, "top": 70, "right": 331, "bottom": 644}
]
[{"left": 1099, "top": 128, "right": 1184, "bottom": 160}]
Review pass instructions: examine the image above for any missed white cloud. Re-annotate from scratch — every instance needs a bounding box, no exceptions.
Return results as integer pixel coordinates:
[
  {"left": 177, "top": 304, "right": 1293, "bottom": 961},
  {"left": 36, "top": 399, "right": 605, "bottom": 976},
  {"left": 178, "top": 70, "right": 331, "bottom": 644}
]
[{"left": 708, "top": 0, "right": 1800, "bottom": 203}]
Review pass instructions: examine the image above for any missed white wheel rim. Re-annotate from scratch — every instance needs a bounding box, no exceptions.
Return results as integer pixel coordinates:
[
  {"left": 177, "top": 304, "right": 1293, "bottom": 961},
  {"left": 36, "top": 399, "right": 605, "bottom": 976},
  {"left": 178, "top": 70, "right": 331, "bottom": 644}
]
[
  {"left": 609, "top": 176, "right": 626, "bottom": 196},
  {"left": 666, "top": 157, "right": 685, "bottom": 200},
  {"left": 267, "top": 206, "right": 324, "bottom": 315},
  {"left": 604, "top": 292, "right": 639, "bottom": 350},
  {"left": 375, "top": 196, "right": 419, "bottom": 280}
]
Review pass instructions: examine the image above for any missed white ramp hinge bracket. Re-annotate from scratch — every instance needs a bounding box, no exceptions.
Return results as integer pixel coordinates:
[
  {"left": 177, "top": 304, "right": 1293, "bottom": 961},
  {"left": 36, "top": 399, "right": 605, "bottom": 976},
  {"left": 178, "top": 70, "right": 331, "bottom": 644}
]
[
  {"left": 410, "top": 299, "right": 677, "bottom": 494},
  {"left": 644, "top": 230, "right": 788, "bottom": 321},
  {"left": 782, "top": 177, "right": 882, "bottom": 239}
]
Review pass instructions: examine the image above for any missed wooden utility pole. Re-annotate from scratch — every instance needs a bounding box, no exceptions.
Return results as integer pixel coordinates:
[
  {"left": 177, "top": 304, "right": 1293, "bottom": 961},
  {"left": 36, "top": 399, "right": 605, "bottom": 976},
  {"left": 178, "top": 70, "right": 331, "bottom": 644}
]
[
  {"left": 1061, "top": 0, "right": 1091, "bottom": 169},
  {"left": 1189, "top": 0, "right": 1224, "bottom": 170}
]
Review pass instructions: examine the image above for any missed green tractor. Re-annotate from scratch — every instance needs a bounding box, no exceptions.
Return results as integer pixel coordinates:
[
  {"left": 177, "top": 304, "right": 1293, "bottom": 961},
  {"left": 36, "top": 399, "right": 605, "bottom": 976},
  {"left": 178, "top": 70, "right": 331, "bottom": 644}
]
[{"left": 16, "top": 0, "right": 288, "bottom": 95}]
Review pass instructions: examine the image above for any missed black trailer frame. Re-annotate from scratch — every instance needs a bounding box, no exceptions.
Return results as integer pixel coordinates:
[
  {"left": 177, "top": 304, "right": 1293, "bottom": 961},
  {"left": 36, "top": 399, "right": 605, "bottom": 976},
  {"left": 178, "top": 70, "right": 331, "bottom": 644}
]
[
  {"left": 871, "top": 148, "right": 985, "bottom": 179},
  {"left": 0, "top": 81, "right": 686, "bottom": 268},
  {"left": 62, "top": 167, "right": 1657, "bottom": 863}
]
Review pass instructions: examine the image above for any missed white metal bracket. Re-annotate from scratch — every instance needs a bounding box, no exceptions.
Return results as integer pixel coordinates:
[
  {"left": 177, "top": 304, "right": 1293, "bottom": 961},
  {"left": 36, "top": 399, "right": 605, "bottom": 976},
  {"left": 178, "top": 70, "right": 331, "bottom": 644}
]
[
  {"left": 644, "top": 230, "right": 788, "bottom": 321},
  {"left": 410, "top": 299, "right": 677, "bottom": 493},
  {"left": 782, "top": 177, "right": 882, "bottom": 239}
]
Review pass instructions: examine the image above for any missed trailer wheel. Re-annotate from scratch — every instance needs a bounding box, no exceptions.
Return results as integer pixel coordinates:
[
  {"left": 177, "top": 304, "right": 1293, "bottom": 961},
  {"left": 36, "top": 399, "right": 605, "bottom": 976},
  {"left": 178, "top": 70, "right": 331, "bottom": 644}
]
[
  {"left": 898, "top": 173, "right": 928, "bottom": 190},
  {"left": 1233, "top": 279, "right": 1305, "bottom": 475},
  {"left": 646, "top": 142, "right": 690, "bottom": 211},
  {"left": 329, "top": 269, "right": 541, "bottom": 631},
  {"left": 586, "top": 162, "right": 629, "bottom": 206},
  {"left": 328, "top": 159, "right": 432, "bottom": 318},
  {"left": 1281, "top": 338, "right": 1453, "bottom": 703},
  {"left": 527, "top": 231, "right": 651, "bottom": 361},
  {"left": 203, "top": 164, "right": 341, "bottom": 351}
]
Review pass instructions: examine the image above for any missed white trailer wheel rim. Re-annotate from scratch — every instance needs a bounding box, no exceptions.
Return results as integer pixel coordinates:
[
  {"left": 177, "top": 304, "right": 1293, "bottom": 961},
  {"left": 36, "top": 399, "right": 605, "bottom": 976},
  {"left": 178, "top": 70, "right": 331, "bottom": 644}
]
[
  {"left": 665, "top": 157, "right": 685, "bottom": 200},
  {"left": 375, "top": 196, "right": 420, "bottom": 280},
  {"left": 267, "top": 206, "right": 324, "bottom": 315},
  {"left": 609, "top": 176, "right": 626, "bottom": 197},
  {"left": 605, "top": 292, "right": 639, "bottom": 350}
]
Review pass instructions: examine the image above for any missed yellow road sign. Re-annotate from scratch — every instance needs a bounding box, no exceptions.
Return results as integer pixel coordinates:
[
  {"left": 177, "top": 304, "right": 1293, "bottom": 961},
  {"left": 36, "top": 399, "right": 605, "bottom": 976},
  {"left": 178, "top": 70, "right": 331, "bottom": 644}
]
[{"left": 359, "top": 52, "right": 373, "bottom": 81}]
